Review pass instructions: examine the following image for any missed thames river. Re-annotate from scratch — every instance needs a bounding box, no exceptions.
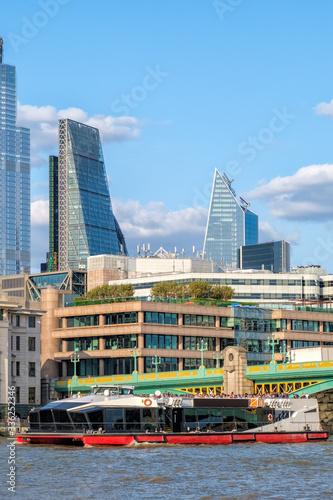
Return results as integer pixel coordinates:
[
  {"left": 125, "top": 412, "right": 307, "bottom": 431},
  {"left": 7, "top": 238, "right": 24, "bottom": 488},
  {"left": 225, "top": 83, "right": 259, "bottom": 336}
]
[{"left": 1, "top": 438, "right": 332, "bottom": 499}]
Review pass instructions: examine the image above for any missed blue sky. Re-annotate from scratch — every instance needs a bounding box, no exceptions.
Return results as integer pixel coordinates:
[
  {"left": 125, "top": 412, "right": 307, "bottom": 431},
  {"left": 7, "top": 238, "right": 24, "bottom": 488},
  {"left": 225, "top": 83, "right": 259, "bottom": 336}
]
[{"left": 2, "top": 0, "right": 333, "bottom": 272}]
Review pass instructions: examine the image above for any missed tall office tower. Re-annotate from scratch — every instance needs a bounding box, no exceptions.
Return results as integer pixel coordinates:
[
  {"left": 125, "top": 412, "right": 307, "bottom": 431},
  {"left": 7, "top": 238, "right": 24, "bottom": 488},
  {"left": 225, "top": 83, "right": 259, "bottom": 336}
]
[
  {"left": 203, "top": 169, "right": 258, "bottom": 268},
  {"left": 0, "top": 37, "right": 30, "bottom": 276},
  {"left": 46, "top": 156, "right": 59, "bottom": 271},
  {"left": 58, "top": 119, "right": 128, "bottom": 271}
]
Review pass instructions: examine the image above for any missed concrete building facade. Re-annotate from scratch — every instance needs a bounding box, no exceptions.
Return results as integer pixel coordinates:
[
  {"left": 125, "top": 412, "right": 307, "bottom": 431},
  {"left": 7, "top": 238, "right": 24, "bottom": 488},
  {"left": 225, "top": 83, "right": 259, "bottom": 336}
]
[
  {"left": 0, "top": 292, "right": 43, "bottom": 418},
  {"left": 40, "top": 288, "right": 333, "bottom": 400}
]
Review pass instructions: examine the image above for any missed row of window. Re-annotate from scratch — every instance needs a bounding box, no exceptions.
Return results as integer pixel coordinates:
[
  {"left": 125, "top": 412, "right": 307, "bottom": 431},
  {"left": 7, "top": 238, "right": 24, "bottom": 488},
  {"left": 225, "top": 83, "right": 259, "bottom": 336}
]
[
  {"left": 3, "top": 314, "right": 36, "bottom": 327},
  {"left": 63, "top": 312, "right": 251, "bottom": 329},
  {"left": 291, "top": 320, "right": 319, "bottom": 332},
  {"left": 61, "top": 335, "right": 333, "bottom": 354},
  {"left": 60, "top": 335, "right": 235, "bottom": 352},
  {"left": 184, "top": 336, "right": 216, "bottom": 351},
  {"left": 11, "top": 361, "right": 36, "bottom": 377},
  {"left": 223, "top": 317, "right": 273, "bottom": 333},
  {"left": 183, "top": 315, "right": 215, "bottom": 327},
  {"left": 62, "top": 357, "right": 222, "bottom": 377},
  {"left": 291, "top": 341, "right": 319, "bottom": 348},
  {"left": 222, "top": 317, "right": 321, "bottom": 333},
  {"left": 145, "top": 335, "right": 177, "bottom": 350},
  {"left": 144, "top": 312, "right": 177, "bottom": 325},
  {"left": 65, "top": 312, "right": 138, "bottom": 328},
  {"left": 61, "top": 310, "right": 333, "bottom": 335},
  {"left": 105, "top": 312, "right": 138, "bottom": 325},
  {"left": 66, "top": 315, "right": 99, "bottom": 328},
  {"left": 11, "top": 336, "right": 36, "bottom": 351},
  {"left": 323, "top": 322, "right": 333, "bottom": 332}
]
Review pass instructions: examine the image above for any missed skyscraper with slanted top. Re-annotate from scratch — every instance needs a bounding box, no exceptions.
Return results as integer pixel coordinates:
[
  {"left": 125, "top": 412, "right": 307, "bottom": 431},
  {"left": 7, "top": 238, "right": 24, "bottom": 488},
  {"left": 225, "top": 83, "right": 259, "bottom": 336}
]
[
  {"left": 57, "top": 118, "right": 127, "bottom": 271},
  {"left": 0, "top": 37, "right": 30, "bottom": 276},
  {"left": 203, "top": 169, "right": 258, "bottom": 268}
]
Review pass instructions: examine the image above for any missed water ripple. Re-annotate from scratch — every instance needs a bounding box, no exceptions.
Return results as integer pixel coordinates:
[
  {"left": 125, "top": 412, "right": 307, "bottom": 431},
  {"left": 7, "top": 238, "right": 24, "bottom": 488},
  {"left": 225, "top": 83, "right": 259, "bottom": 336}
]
[{"left": 1, "top": 438, "right": 333, "bottom": 499}]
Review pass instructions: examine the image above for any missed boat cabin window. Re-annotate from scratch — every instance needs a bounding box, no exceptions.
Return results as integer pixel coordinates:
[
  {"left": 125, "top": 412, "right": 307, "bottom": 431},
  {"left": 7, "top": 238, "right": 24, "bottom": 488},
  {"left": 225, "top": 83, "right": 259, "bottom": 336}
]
[
  {"left": 29, "top": 411, "right": 39, "bottom": 430},
  {"left": 125, "top": 409, "right": 141, "bottom": 431},
  {"left": 86, "top": 409, "right": 103, "bottom": 430},
  {"left": 183, "top": 408, "right": 270, "bottom": 432},
  {"left": 104, "top": 408, "right": 160, "bottom": 433},
  {"left": 106, "top": 408, "right": 124, "bottom": 432},
  {"left": 53, "top": 409, "right": 73, "bottom": 431},
  {"left": 70, "top": 411, "right": 89, "bottom": 431},
  {"left": 39, "top": 409, "right": 55, "bottom": 430},
  {"left": 121, "top": 388, "right": 134, "bottom": 395},
  {"left": 142, "top": 408, "right": 157, "bottom": 432}
]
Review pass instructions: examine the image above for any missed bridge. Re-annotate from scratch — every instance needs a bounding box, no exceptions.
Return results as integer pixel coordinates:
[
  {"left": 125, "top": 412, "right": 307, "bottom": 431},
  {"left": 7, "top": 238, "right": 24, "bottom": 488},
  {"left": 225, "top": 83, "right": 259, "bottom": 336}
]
[
  {"left": 246, "top": 360, "right": 333, "bottom": 395},
  {"left": 54, "top": 358, "right": 333, "bottom": 398},
  {"left": 246, "top": 360, "right": 333, "bottom": 433},
  {"left": 54, "top": 367, "right": 225, "bottom": 396}
]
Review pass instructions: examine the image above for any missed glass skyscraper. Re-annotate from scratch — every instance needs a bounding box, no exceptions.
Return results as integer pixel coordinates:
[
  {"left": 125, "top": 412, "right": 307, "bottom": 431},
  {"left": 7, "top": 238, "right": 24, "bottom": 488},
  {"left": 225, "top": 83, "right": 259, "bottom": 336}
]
[
  {"left": 58, "top": 118, "right": 127, "bottom": 271},
  {"left": 238, "top": 240, "right": 291, "bottom": 273},
  {"left": 203, "top": 169, "right": 258, "bottom": 268},
  {"left": 0, "top": 37, "right": 30, "bottom": 276},
  {"left": 47, "top": 155, "right": 59, "bottom": 272}
]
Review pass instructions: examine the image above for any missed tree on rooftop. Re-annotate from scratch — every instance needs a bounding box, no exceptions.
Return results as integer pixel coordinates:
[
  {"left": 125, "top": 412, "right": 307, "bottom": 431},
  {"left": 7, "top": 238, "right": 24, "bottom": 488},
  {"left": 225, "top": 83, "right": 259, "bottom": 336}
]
[
  {"left": 151, "top": 282, "right": 187, "bottom": 298},
  {"left": 85, "top": 283, "right": 134, "bottom": 299},
  {"left": 187, "top": 281, "right": 212, "bottom": 299},
  {"left": 210, "top": 285, "right": 234, "bottom": 300}
]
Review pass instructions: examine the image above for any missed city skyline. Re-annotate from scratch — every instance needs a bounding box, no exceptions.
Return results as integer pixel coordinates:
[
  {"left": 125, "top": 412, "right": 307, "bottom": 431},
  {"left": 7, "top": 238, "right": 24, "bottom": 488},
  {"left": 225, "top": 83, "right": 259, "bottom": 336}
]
[{"left": 2, "top": 2, "right": 333, "bottom": 272}]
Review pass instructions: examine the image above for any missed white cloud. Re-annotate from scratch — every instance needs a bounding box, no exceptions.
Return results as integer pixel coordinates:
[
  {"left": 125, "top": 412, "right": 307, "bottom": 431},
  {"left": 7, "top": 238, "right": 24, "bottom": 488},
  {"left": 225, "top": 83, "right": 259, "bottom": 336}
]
[
  {"left": 113, "top": 199, "right": 207, "bottom": 239},
  {"left": 259, "top": 221, "right": 301, "bottom": 244},
  {"left": 246, "top": 164, "right": 333, "bottom": 221},
  {"left": 314, "top": 99, "right": 333, "bottom": 118},
  {"left": 29, "top": 197, "right": 208, "bottom": 271},
  {"left": 17, "top": 103, "right": 141, "bottom": 168},
  {"left": 31, "top": 199, "right": 49, "bottom": 226}
]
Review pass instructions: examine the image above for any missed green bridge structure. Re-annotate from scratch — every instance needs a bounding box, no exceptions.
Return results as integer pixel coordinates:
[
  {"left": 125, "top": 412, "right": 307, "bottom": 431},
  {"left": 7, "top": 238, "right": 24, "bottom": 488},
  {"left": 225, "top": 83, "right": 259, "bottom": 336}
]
[
  {"left": 246, "top": 359, "right": 333, "bottom": 433},
  {"left": 54, "top": 357, "right": 333, "bottom": 397}
]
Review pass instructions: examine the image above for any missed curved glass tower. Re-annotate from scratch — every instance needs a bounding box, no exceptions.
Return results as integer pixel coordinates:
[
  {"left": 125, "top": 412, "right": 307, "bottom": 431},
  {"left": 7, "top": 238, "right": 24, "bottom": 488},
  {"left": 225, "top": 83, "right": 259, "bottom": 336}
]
[
  {"left": 203, "top": 169, "right": 258, "bottom": 268},
  {"left": 0, "top": 37, "right": 30, "bottom": 276},
  {"left": 58, "top": 119, "right": 127, "bottom": 271}
]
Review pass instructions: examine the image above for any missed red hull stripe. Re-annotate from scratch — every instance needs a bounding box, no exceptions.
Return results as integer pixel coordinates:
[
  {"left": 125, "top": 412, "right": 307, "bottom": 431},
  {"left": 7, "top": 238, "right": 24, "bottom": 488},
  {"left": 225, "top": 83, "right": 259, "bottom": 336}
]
[
  {"left": 16, "top": 432, "right": 328, "bottom": 446},
  {"left": 255, "top": 433, "right": 307, "bottom": 444},
  {"left": 82, "top": 435, "right": 135, "bottom": 446},
  {"left": 165, "top": 434, "right": 233, "bottom": 445}
]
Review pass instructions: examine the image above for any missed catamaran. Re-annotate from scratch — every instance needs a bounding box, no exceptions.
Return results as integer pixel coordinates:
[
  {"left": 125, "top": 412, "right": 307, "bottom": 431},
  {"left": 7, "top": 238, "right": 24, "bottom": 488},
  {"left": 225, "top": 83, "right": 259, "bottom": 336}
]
[{"left": 16, "top": 385, "right": 328, "bottom": 446}]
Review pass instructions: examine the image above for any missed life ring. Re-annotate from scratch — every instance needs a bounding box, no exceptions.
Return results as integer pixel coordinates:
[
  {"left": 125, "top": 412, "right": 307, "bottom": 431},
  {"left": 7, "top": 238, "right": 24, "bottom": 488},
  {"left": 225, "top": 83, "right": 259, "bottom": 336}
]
[
  {"left": 268, "top": 413, "right": 273, "bottom": 422},
  {"left": 144, "top": 398, "right": 152, "bottom": 407}
]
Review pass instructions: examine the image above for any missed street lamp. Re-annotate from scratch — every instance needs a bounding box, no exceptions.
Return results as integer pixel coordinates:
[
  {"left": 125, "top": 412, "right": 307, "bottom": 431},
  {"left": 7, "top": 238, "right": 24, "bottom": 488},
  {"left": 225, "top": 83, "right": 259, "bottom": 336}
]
[
  {"left": 130, "top": 348, "right": 141, "bottom": 373},
  {"left": 152, "top": 355, "right": 162, "bottom": 375},
  {"left": 213, "top": 348, "right": 222, "bottom": 368},
  {"left": 267, "top": 334, "right": 280, "bottom": 363},
  {"left": 197, "top": 339, "right": 208, "bottom": 368},
  {"left": 70, "top": 352, "right": 80, "bottom": 394}
]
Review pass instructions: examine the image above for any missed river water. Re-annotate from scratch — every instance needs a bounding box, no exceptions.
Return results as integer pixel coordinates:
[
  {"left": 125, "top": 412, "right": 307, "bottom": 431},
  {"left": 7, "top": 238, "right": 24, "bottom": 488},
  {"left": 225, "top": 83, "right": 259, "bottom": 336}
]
[{"left": 1, "top": 438, "right": 332, "bottom": 499}]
